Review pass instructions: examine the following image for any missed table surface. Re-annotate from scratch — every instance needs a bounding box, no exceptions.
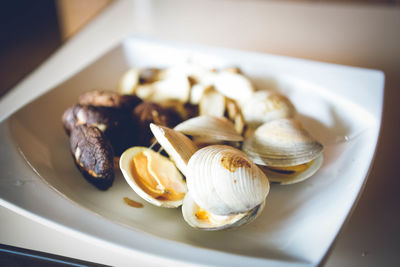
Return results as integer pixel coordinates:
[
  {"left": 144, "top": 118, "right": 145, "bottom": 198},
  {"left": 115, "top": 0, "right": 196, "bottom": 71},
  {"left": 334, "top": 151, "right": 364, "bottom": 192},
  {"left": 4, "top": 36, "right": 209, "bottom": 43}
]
[{"left": 1, "top": 0, "right": 399, "bottom": 266}]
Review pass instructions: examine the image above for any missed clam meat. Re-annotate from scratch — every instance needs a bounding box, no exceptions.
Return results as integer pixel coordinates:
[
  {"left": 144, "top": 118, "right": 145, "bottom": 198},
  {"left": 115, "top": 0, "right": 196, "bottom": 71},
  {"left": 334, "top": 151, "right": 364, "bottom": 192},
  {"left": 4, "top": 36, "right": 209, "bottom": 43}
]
[{"left": 120, "top": 147, "right": 187, "bottom": 208}]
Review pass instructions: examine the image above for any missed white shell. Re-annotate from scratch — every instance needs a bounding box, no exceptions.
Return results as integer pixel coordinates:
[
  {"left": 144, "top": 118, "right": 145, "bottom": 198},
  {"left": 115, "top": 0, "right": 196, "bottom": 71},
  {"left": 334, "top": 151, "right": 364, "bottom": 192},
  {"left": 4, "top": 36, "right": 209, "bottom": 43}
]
[
  {"left": 242, "top": 118, "right": 323, "bottom": 167},
  {"left": 118, "top": 68, "right": 140, "bottom": 95},
  {"left": 161, "top": 63, "right": 216, "bottom": 87},
  {"left": 259, "top": 154, "right": 324, "bottom": 185},
  {"left": 150, "top": 124, "right": 198, "bottom": 176},
  {"left": 120, "top": 147, "right": 187, "bottom": 208},
  {"left": 213, "top": 71, "right": 254, "bottom": 103},
  {"left": 240, "top": 90, "right": 296, "bottom": 128},
  {"left": 174, "top": 116, "right": 244, "bottom": 142},
  {"left": 199, "top": 87, "right": 226, "bottom": 117},
  {"left": 190, "top": 84, "right": 211, "bottom": 105},
  {"left": 147, "top": 75, "right": 191, "bottom": 103},
  {"left": 186, "top": 145, "right": 269, "bottom": 216},
  {"left": 182, "top": 192, "right": 265, "bottom": 230},
  {"left": 225, "top": 98, "right": 246, "bottom": 135}
]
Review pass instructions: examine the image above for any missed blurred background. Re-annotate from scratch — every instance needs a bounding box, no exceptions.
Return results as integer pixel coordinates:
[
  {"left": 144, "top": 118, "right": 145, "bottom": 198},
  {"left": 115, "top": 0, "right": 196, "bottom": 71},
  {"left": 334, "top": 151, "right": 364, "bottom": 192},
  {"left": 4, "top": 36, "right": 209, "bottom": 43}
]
[
  {"left": 0, "top": 0, "right": 399, "bottom": 98},
  {"left": 0, "top": 0, "right": 113, "bottom": 97}
]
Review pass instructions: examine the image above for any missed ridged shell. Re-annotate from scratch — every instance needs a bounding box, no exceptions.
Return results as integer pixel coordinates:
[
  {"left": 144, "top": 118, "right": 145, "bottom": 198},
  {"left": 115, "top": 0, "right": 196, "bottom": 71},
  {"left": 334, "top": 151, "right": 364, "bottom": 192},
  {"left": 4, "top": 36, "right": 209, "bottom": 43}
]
[
  {"left": 186, "top": 145, "right": 269, "bottom": 216},
  {"left": 259, "top": 154, "right": 324, "bottom": 185},
  {"left": 182, "top": 192, "right": 265, "bottom": 230},
  {"left": 240, "top": 90, "right": 296, "bottom": 128},
  {"left": 242, "top": 118, "right": 323, "bottom": 167},
  {"left": 174, "top": 116, "right": 243, "bottom": 142},
  {"left": 150, "top": 124, "right": 198, "bottom": 176}
]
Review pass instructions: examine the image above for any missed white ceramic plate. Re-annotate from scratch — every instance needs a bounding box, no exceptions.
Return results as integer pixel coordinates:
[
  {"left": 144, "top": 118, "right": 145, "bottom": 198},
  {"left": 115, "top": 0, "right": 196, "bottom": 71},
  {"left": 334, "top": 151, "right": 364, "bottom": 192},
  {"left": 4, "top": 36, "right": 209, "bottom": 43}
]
[{"left": 0, "top": 37, "right": 384, "bottom": 266}]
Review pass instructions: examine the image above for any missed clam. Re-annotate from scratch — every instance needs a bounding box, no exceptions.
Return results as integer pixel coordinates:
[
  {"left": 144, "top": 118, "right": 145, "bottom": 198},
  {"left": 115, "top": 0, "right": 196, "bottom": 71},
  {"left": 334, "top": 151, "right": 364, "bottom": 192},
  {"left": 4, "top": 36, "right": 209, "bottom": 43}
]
[
  {"left": 161, "top": 63, "right": 216, "bottom": 87},
  {"left": 118, "top": 68, "right": 163, "bottom": 95},
  {"left": 225, "top": 98, "right": 246, "bottom": 135},
  {"left": 198, "top": 87, "right": 226, "bottom": 117},
  {"left": 242, "top": 118, "right": 323, "bottom": 184},
  {"left": 186, "top": 145, "right": 269, "bottom": 215},
  {"left": 258, "top": 154, "right": 324, "bottom": 185},
  {"left": 174, "top": 116, "right": 243, "bottom": 142},
  {"left": 190, "top": 84, "right": 211, "bottom": 105},
  {"left": 118, "top": 68, "right": 140, "bottom": 95},
  {"left": 240, "top": 90, "right": 296, "bottom": 128},
  {"left": 213, "top": 71, "right": 254, "bottom": 103},
  {"left": 182, "top": 193, "right": 265, "bottom": 230},
  {"left": 149, "top": 123, "right": 198, "bottom": 176},
  {"left": 120, "top": 147, "right": 187, "bottom": 207},
  {"left": 142, "top": 75, "right": 191, "bottom": 103}
]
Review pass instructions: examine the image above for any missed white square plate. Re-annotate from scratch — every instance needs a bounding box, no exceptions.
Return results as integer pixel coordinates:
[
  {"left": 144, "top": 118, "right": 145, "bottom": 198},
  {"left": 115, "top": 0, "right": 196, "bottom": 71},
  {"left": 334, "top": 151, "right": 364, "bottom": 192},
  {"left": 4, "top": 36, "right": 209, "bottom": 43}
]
[{"left": 0, "top": 37, "right": 384, "bottom": 266}]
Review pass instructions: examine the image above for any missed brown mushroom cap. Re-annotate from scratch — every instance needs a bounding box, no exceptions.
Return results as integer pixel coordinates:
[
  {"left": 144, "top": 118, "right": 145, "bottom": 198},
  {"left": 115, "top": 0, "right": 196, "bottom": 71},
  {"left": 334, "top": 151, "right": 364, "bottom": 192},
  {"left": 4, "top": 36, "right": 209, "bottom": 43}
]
[
  {"left": 78, "top": 90, "right": 141, "bottom": 110},
  {"left": 69, "top": 125, "right": 115, "bottom": 190}
]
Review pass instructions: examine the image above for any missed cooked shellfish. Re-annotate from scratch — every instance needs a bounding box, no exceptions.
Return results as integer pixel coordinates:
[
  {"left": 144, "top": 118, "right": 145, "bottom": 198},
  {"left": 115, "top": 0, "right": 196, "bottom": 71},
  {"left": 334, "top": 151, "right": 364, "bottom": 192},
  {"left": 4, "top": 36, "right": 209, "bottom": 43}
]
[
  {"left": 150, "top": 123, "right": 198, "bottom": 176},
  {"left": 213, "top": 71, "right": 254, "bottom": 103},
  {"left": 240, "top": 90, "right": 296, "bottom": 128},
  {"left": 174, "top": 116, "right": 243, "bottom": 142},
  {"left": 120, "top": 147, "right": 187, "bottom": 207},
  {"left": 182, "top": 193, "right": 265, "bottom": 230},
  {"left": 185, "top": 145, "right": 269, "bottom": 216},
  {"left": 242, "top": 118, "right": 323, "bottom": 184},
  {"left": 199, "top": 87, "right": 226, "bottom": 117}
]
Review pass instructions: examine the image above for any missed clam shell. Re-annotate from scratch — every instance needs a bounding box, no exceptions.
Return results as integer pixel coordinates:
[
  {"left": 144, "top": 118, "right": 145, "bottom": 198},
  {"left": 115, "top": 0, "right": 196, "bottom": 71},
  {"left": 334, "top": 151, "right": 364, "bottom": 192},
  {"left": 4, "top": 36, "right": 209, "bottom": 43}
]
[
  {"left": 225, "top": 98, "right": 246, "bottom": 135},
  {"left": 190, "top": 84, "right": 211, "bottom": 105},
  {"left": 186, "top": 145, "right": 269, "bottom": 216},
  {"left": 182, "top": 192, "right": 265, "bottom": 230},
  {"left": 147, "top": 75, "right": 191, "bottom": 103},
  {"left": 161, "top": 63, "right": 216, "bottom": 87},
  {"left": 242, "top": 118, "right": 323, "bottom": 167},
  {"left": 120, "top": 147, "right": 186, "bottom": 207},
  {"left": 118, "top": 68, "right": 140, "bottom": 95},
  {"left": 174, "top": 116, "right": 243, "bottom": 142},
  {"left": 199, "top": 87, "right": 226, "bottom": 117},
  {"left": 240, "top": 90, "right": 296, "bottom": 128},
  {"left": 150, "top": 124, "right": 198, "bottom": 176},
  {"left": 259, "top": 154, "right": 323, "bottom": 185},
  {"left": 213, "top": 71, "right": 254, "bottom": 102}
]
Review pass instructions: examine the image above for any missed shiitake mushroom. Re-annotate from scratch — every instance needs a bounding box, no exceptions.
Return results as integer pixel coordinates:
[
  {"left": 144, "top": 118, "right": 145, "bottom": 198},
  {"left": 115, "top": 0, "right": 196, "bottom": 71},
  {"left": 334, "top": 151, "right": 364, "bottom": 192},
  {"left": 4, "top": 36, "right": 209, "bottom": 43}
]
[{"left": 69, "top": 125, "right": 114, "bottom": 190}]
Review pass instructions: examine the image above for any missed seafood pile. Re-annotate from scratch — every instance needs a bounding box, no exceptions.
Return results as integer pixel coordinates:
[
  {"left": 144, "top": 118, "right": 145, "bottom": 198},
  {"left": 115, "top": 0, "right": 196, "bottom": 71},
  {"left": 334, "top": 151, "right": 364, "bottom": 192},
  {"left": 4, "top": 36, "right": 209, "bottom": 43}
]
[{"left": 62, "top": 63, "right": 323, "bottom": 230}]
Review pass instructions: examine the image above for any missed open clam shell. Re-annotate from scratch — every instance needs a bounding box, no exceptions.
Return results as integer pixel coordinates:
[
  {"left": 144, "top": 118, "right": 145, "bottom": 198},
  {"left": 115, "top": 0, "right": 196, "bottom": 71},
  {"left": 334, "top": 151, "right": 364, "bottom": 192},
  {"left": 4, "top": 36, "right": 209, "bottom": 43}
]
[
  {"left": 174, "top": 116, "right": 244, "bottom": 142},
  {"left": 259, "top": 154, "right": 324, "bottom": 185},
  {"left": 186, "top": 145, "right": 269, "bottom": 216},
  {"left": 182, "top": 192, "right": 265, "bottom": 230},
  {"left": 160, "top": 63, "right": 216, "bottom": 87},
  {"left": 150, "top": 124, "right": 198, "bottom": 176},
  {"left": 213, "top": 71, "right": 254, "bottom": 103},
  {"left": 225, "top": 98, "right": 246, "bottom": 135},
  {"left": 120, "top": 147, "right": 187, "bottom": 208},
  {"left": 118, "top": 68, "right": 140, "bottom": 95},
  {"left": 199, "top": 87, "right": 226, "bottom": 117},
  {"left": 242, "top": 118, "right": 323, "bottom": 167},
  {"left": 240, "top": 90, "right": 296, "bottom": 128},
  {"left": 146, "top": 75, "right": 192, "bottom": 103}
]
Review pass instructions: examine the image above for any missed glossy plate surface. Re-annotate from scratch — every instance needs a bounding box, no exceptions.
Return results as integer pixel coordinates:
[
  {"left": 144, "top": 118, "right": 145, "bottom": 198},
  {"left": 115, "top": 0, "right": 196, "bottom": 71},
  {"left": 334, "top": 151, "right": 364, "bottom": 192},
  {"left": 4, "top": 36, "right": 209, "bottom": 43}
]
[{"left": 0, "top": 37, "right": 384, "bottom": 266}]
